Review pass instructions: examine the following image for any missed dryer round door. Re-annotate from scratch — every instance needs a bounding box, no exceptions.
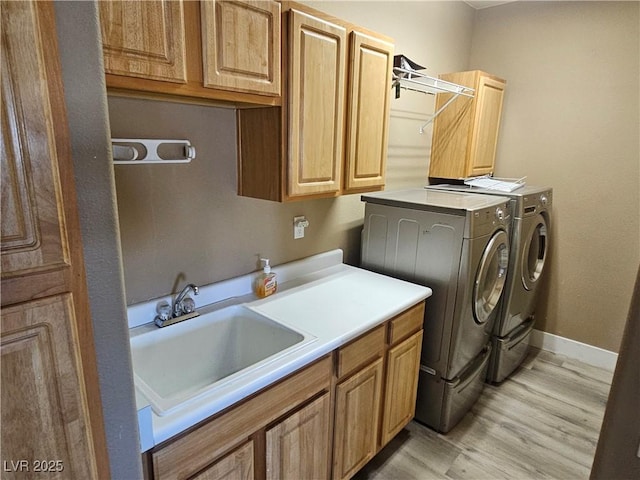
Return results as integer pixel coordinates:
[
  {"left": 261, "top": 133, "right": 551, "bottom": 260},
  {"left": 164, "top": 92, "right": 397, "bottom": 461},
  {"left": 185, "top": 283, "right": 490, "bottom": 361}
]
[
  {"left": 474, "top": 229, "right": 509, "bottom": 325},
  {"left": 522, "top": 213, "right": 548, "bottom": 291}
]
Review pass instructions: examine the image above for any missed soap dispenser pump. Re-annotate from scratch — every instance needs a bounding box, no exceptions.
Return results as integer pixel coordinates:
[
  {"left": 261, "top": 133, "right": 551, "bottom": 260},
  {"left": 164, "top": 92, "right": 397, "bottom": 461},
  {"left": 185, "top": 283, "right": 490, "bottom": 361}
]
[{"left": 255, "top": 258, "right": 277, "bottom": 298}]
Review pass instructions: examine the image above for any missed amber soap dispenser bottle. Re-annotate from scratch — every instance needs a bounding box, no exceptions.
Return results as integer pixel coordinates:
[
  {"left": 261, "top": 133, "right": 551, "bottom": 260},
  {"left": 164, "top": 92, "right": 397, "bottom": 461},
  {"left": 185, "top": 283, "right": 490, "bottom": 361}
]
[{"left": 255, "top": 258, "right": 277, "bottom": 298}]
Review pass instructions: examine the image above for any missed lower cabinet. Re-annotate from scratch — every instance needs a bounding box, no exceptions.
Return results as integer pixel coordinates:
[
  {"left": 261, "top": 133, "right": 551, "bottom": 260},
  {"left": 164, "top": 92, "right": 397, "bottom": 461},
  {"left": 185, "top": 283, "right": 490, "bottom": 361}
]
[
  {"left": 149, "top": 356, "right": 332, "bottom": 479},
  {"left": 266, "top": 393, "right": 331, "bottom": 480},
  {"left": 333, "top": 358, "right": 384, "bottom": 480},
  {"left": 381, "top": 330, "right": 423, "bottom": 446},
  {"left": 191, "top": 441, "right": 254, "bottom": 480},
  {"left": 145, "top": 302, "right": 425, "bottom": 480}
]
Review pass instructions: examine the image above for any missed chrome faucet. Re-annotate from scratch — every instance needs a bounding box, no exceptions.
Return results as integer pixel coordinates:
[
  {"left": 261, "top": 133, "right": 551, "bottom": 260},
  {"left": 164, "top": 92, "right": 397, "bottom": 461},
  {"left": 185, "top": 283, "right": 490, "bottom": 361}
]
[
  {"left": 155, "top": 283, "right": 201, "bottom": 328},
  {"left": 173, "top": 283, "right": 199, "bottom": 318}
]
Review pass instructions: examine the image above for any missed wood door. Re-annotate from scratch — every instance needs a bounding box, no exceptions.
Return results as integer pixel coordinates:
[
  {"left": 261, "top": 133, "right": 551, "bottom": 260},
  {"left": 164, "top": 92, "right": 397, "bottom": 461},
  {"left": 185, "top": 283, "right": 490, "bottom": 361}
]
[
  {"left": 1, "top": 297, "right": 96, "bottom": 479},
  {"left": 428, "top": 70, "right": 477, "bottom": 180},
  {"left": 333, "top": 358, "right": 383, "bottom": 480},
  {"left": 381, "top": 330, "right": 423, "bottom": 446},
  {"left": 266, "top": 393, "right": 331, "bottom": 480},
  {"left": 191, "top": 441, "right": 254, "bottom": 480},
  {"left": 201, "top": 0, "right": 281, "bottom": 96},
  {"left": 99, "top": 0, "right": 187, "bottom": 83},
  {"left": 287, "top": 9, "right": 346, "bottom": 198},
  {"left": 468, "top": 75, "right": 505, "bottom": 176},
  {"left": 1, "top": 0, "right": 107, "bottom": 476},
  {"left": 344, "top": 31, "right": 393, "bottom": 192}
]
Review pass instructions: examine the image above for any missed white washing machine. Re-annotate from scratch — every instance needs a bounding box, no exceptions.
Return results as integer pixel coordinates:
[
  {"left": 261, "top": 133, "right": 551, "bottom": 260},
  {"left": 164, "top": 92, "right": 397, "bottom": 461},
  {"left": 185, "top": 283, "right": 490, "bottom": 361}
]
[
  {"left": 361, "top": 189, "right": 510, "bottom": 432},
  {"left": 426, "top": 184, "right": 552, "bottom": 382}
]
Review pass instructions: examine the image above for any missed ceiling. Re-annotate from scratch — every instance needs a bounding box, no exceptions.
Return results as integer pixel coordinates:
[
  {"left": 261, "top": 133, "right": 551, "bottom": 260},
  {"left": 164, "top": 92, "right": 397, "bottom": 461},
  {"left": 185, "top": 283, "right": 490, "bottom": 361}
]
[{"left": 464, "top": 1, "right": 517, "bottom": 9}]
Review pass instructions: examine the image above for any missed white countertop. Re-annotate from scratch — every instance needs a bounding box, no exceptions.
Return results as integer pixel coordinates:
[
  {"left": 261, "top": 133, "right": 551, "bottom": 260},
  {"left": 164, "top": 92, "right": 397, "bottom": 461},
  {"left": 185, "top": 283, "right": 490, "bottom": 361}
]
[{"left": 129, "top": 249, "right": 431, "bottom": 450}]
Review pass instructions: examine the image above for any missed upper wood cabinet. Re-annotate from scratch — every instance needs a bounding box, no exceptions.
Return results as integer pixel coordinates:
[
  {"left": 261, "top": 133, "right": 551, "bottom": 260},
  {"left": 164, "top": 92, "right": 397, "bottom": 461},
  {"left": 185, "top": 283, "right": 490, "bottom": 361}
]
[
  {"left": 428, "top": 70, "right": 506, "bottom": 180},
  {"left": 344, "top": 32, "right": 393, "bottom": 193},
  {"left": 237, "top": 3, "right": 394, "bottom": 202},
  {"left": 1, "top": 0, "right": 108, "bottom": 476},
  {"left": 99, "top": 0, "right": 282, "bottom": 105},
  {"left": 287, "top": 9, "right": 347, "bottom": 198},
  {"left": 99, "top": 0, "right": 188, "bottom": 83},
  {"left": 201, "top": 0, "right": 281, "bottom": 96}
]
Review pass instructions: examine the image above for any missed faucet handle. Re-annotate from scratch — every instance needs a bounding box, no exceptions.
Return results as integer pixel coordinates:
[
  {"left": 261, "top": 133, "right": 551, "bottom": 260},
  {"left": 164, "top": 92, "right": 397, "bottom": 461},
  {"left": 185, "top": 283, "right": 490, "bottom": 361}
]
[
  {"left": 181, "top": 297, "right": 196, "bottom": 314},
  {"left": 156, "top": 303, "right": 172, "bottom": 322}
]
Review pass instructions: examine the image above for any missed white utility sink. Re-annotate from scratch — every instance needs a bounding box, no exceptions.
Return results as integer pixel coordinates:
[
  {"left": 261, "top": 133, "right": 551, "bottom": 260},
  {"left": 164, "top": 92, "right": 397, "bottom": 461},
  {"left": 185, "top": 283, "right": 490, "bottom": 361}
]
[{"left": 130, "top": 305, "right": 315, "bottom": 416}]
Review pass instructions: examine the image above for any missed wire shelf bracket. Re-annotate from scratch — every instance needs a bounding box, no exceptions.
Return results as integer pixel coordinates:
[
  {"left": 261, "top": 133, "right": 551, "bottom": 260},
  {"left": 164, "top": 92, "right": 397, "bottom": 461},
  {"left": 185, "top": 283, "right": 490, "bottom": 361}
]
[{"left": 392, "top": 66, "right": 475, "bottom": 133}]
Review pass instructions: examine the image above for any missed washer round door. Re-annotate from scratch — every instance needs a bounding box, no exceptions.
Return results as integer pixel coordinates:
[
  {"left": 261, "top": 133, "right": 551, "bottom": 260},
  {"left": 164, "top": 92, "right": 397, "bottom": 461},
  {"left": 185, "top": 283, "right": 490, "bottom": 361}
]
[
  {"left": 474, "top": 229, "right": 509, "bottom": 325},
  {"left": 522, "top": 213, "right": 549, "bottom": 291}
]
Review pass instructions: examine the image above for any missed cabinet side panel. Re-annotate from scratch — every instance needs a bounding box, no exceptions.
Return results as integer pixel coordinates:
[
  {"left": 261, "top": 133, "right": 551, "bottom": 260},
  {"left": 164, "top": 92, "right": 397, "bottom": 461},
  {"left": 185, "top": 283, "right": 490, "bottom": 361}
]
[{"left": 237, "top": 107, "right": 283, "bottom": 201}]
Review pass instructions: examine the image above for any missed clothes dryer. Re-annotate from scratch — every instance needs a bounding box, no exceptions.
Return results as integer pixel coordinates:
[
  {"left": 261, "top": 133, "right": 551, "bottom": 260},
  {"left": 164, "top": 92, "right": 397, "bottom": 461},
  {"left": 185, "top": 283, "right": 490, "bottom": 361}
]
[
  {"left": 361, "top": 189, "right": 510, "bottom": 432},
  {"left": 426, "top": 184, "right": 552, "bottom": 382}
]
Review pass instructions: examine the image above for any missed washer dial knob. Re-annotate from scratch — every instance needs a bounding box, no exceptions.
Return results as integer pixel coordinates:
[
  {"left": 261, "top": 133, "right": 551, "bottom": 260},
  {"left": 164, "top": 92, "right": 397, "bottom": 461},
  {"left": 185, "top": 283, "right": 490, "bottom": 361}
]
[
  {"left": 495, "top": 207, "right": 505, "bottom": 221},
  {"left": 540, "top": 194, "right": 549, "bottom": 206}
]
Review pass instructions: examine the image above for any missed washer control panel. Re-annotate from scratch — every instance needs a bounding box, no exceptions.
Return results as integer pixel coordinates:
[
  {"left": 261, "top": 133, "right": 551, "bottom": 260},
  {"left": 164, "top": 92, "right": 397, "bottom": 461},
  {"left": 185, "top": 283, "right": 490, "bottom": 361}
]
[
  {"left": 523, "top": 190, "right": 553, "bottom": 216},
  {"left": 471, "top": 202, "right": 510, "bottom": 237}
]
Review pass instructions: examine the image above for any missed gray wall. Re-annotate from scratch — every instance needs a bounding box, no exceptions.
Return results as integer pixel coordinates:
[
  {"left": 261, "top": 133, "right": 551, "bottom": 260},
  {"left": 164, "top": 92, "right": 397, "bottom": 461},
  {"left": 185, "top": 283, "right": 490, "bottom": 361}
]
[
  {"left": 469, "top": 1, "right": 640, "bottom": 352},
  {"left": 54, "top": 2, "right": 142, "bottom": 478}
]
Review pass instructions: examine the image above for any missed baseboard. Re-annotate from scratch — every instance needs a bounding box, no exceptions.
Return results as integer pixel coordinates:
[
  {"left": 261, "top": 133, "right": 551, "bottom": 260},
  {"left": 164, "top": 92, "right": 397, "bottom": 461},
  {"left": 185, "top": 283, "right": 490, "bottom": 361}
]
[{"left": 531, "top": 329, "right": 619, "bottom": 372}]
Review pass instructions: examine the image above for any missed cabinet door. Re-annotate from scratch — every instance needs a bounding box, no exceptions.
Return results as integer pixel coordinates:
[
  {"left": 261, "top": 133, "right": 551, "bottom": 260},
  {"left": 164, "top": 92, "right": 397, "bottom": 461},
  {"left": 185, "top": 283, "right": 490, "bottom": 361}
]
[
  {"left": 333, "top": 358, "right": 383, "bottom": 480},
  {"left": 266, "top": 393, "right": 331, "bottom": 480},
  {"left": 468, "top": 75, "right": 505, "bottom": 176},
  {"left": 1, "top": 297, "right": 97, "bottom": 478},
  {"left": 191, "top": 441, "right": 254, "bottom": 480},
  {"left": 201, "top": 0, "right": 280, "bottom": 96},
  {"left": 99, "top": 0, "right": 187, "bottom": 83},
  {"left": 288, "top": 9, "right": 346, "bottom": 198},
  {"left": 428, "top": 70, "right": 477, "bottom": 180},
  {"left": 344, "top": 31, "right": 393, "bottom": 192},
  {"left": 381, "top": 330, "right": 423, "bottom": 446},
  {"left": 428, "top": 70, "right": 506, "bottom": 180},
  {"left": 1, "top": 0, "right": 106, "bottom": 475}
]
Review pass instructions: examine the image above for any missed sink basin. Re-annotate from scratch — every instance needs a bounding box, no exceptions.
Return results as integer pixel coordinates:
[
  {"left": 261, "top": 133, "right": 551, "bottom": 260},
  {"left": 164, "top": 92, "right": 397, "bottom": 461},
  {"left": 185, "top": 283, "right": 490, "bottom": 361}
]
[{"left": 130, "top": 305, "right": 314, "bottom": 416}]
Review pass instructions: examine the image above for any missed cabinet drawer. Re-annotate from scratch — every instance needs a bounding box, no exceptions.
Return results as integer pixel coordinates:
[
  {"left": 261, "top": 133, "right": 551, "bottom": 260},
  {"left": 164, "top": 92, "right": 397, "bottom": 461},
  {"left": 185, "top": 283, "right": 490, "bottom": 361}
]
[
  {"left": 388, "top": 302, "right": 424, "bottom": 345},
  {"left": 337, "top": 325, "right": 385, "bottom": 379}
]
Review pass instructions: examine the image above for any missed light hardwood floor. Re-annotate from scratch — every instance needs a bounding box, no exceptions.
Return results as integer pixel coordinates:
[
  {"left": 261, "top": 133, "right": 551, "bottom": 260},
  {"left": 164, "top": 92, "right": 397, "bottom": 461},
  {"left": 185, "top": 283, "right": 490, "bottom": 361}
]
[{"left": 355, "top": 348, "right": 614, "bottom": 480}]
